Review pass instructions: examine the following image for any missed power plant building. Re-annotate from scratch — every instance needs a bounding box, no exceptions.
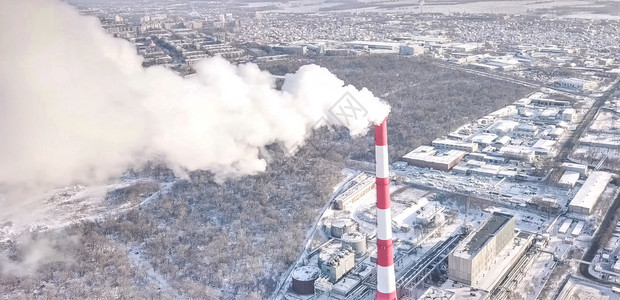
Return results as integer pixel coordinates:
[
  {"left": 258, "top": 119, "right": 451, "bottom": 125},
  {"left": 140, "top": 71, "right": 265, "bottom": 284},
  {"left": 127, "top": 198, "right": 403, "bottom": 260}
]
[
  {"left": 402, "top": 146, "right": 466, "bottom": 171},
  {"left": 448, "top": 212, "right": 515, "bottom": 286},
  {"left": 318, "top": 248, "right": 355, "bottom": 282},
  {"left": 334, "top": 173, "right": 375, "bottom": 210}
]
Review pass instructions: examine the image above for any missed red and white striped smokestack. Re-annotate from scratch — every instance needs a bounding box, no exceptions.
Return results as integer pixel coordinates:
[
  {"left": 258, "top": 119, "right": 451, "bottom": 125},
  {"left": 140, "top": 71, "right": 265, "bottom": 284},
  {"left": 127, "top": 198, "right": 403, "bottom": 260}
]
[{"left": 375, "top": 119, "right": 397, "bottom": 300}]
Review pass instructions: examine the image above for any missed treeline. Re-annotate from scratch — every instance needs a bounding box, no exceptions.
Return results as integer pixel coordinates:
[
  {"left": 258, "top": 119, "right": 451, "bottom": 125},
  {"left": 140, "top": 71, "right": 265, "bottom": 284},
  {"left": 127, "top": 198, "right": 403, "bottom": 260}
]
[{"left": 0, "top": 130, "right": 349, "bottom": 299}]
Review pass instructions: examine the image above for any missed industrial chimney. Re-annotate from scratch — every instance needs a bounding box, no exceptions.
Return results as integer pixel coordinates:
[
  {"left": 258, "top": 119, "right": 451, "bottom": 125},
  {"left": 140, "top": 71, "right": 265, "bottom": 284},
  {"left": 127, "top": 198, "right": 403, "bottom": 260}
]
[{"left": 375, "top": 119, "right": 397, "bottom": 300}]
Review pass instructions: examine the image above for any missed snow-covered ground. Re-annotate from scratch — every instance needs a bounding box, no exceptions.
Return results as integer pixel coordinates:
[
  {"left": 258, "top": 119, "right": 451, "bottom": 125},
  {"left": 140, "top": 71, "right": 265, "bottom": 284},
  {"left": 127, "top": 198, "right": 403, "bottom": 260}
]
[
  {"left": 247, "top": 0, "right": 620, "bottom": 16},
  {"left": 557, "top": 277, "right": 619, "bottom": 300},
  {"left": 394, "top": 165, "right": 572, "bottom": 208},
  {"left": 564, "top": 13, "right": 620, "bottom": 20},
  {"left": 571, "top": 145, "right": 620, "bottom": 169},
  {"left": 579, "top": 109, "right": 620, "bottom": 149},
  {"left": 571, "top": 100, "right": 620, "bottom": 171},
  {"left": 519, "top": 251, "right": 556, "bottom": 299},
  {"left": 0, "top": 179, "right": 170, "bottom": 241}
]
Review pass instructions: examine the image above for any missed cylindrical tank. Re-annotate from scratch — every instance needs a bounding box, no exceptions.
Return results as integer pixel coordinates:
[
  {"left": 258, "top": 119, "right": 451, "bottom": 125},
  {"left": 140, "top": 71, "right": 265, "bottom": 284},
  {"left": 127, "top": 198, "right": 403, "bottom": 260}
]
[
  {"left": 331, "top": 218, "right": 356, "bottom": 238},
  {"left": 291, "top": 266, "right": 320, "bottom": 295},
  {"left": 342, "top": 231, "right": 367, "bottom": 256}
]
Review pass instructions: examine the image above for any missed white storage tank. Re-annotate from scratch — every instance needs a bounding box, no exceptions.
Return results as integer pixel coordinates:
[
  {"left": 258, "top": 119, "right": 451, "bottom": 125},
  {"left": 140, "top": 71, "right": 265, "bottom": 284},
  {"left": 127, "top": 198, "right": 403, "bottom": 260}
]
[
  {"left": 341, "top": 231, "right": 367, "bottom": 256},
  {"left": 331, "top": 218, "right": 356, "bottom": 238}
]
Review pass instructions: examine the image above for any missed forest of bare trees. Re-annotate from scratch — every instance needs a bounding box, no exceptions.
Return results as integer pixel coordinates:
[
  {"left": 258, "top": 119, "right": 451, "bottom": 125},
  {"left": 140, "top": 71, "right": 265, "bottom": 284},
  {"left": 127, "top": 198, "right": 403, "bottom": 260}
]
[
  {"left": 1, "top": 56, "right": 534, "bottom": 299},
  {"left": 262, "top": 55, "right": 533, "bottom": 161}
]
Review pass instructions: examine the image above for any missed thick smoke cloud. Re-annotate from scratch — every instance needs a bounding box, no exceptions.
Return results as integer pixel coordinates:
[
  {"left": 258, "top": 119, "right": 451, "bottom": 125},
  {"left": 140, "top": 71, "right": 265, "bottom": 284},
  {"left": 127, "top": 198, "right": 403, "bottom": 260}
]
[
  {"left": 0, "top": 233, "right": 81, "bottom": 276},
  {"left": 0, "top": 0, "right": 389, "bottom": 207}
]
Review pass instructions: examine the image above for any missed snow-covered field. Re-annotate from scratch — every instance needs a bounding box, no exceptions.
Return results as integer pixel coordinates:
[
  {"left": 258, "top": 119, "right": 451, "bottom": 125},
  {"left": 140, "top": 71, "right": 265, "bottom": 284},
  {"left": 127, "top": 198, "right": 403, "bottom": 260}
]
[
  {"left": 564, "top": 13, "right": 620, "bottom": 20},
  {"left": 246, "top": 0, "right": 620, "bottom": 17},
  {"left": 0, "top": 179, "right": 169, "bottom": 241},
  {"left": 571, "top": 103, "right": 620, "bottom": 170}
]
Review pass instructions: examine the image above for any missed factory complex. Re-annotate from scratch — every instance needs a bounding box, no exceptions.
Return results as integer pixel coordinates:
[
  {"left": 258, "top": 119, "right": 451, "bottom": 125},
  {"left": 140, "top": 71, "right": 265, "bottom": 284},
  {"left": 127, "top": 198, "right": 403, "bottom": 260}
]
[{"left": 278, "top": 85, "right": 619, "bottom": 300}]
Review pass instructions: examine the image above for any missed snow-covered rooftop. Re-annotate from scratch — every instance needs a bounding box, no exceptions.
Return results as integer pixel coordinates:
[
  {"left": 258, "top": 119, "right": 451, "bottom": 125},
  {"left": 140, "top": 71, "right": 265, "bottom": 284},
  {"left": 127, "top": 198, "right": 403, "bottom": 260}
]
[
  {"left": 568, "top": 171, "right": 613, "bottom": 214},
  {"left": 292, "top": 265, "right": 320, "bottom": 281},
  {"left": 453, "top": 212, "right": 513, "bottom": 259}
]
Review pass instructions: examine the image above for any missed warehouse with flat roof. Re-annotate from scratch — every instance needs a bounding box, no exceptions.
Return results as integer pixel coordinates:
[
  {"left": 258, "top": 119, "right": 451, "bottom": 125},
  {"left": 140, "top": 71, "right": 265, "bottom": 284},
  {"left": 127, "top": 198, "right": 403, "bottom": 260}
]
[
  {"left": 432, "top": 139, "right": 479, "bottom": 152},
  {"left": 558, "top": 170, "right": 580, "bottom": 189},
  {"left": 402, "top": 146, "right": 467, "bottom": 171},
  {"left": 568, "top": 171, "right": 613, "bottom": 215},
  {"left": 333, "top": 173, "right": 375, "bottom": 210}
]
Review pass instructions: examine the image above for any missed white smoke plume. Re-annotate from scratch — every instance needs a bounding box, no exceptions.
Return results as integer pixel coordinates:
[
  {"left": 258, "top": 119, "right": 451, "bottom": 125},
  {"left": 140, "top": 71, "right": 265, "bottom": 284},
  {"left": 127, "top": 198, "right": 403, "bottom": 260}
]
[
  {"left": 0, "top": 0, "right": 390, "bottom": 209},
  {"left": 0, "top": 233, "right": 80, "bottom": 276}
]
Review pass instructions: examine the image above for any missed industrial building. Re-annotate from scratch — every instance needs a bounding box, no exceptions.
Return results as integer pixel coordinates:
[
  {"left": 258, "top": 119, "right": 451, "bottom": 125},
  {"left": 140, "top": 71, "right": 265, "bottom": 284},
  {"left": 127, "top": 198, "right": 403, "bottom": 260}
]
[
  {"left": 402, "top": 146, "right": 466, "bottom": 171},
  {"left": 496, "top": 145, "right": 535, "bottom": 162},
  {"left": 415, "top": 203, "right": 446, "bottom": 225},
  {"left": 271, "top": 45, "right": 307, "bottom": 55},
  {"left": 448, "top": 212, "right": 515, "bottom": 286},
  {"left": 345, "top": 41, "right": 400, "bottom": 52},
  {"left": 554, "top": 78, "right": 598, "bottom": 92},
  {"left": 493, "top": 136, "right": 511, "bottom": 147},
  {"left": 484, "top": 120, "right": 519, "bottom": 135},
  {"left": 318, "top": 248, "right": 355, "bottom": 282},
  {"left": 512, "top": 123, "right": 539, "bottom": 137},
  {"left": 454, "top": 160, "right": 519, "bottom": 179},
  {"left": 432, "top": 139, "right": 479, "bottom": 152},
  {"left": 568, "top": 171, "right": 613, "bottom": 215},
  {"left": 334, "top": 173, "right": 375, "bottom": 210},
  {"left": 558, "top": 219, "right": 573, "bottom": 234},
  {"left": 562, "top": 162, "right": 589, "bottom": 177},
  {"left": 484, "top": 56, "right": 521, "bottom": 71},
  {"left": 558, "top": 170, "right": 580, "bottom": 189},
  {"left": 472, "top": 133, "right": 498, "bottom": 148},
  {"left": 399, "top": 44, "right": 425, "bottom": 56},
  {"left": 530, "top": 98, "right": 571, "bottom": 107},
  {"left": 540, "top": 108, "right": 559, "bottom": 120},
  {"left": 562, "top": 108, "right": 577, "bottom": 122},
  {"left": 532, "top": 139, "right": 557, "bottom": 156}
]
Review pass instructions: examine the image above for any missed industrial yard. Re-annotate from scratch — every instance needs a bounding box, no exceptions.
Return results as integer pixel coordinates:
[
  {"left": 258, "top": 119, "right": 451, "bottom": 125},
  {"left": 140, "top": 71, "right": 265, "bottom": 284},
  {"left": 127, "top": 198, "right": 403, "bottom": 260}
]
[{"left": 279, "top": 80, "right": 620, "bottom": 299}]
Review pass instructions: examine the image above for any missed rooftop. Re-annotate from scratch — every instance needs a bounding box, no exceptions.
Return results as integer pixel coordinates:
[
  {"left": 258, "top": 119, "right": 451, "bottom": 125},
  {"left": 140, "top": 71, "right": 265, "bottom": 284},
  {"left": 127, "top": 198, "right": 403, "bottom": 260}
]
[
  {"left": 403, "top": 147, "right": 467, "bottom": 164},
  {"left": 292, "top": 265, "right": 320, "bottom": 281},
  {"left": 559, "top": 170, "right": 580, "bottom": 185},
  {"left": 334, "top": 173, "right": 374, "bottom": 203},
  {"left": 419, "top": 287, "right": 456, "bottom": 300},
  {"left": 568, "top": 171, "right": 612, "bottom": 212},
  {"left": 454, "top": 212, "right": 513, "bottom": 258},
  {"left": 473, "top": 231, "right": 533, "bottom": 291}
]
